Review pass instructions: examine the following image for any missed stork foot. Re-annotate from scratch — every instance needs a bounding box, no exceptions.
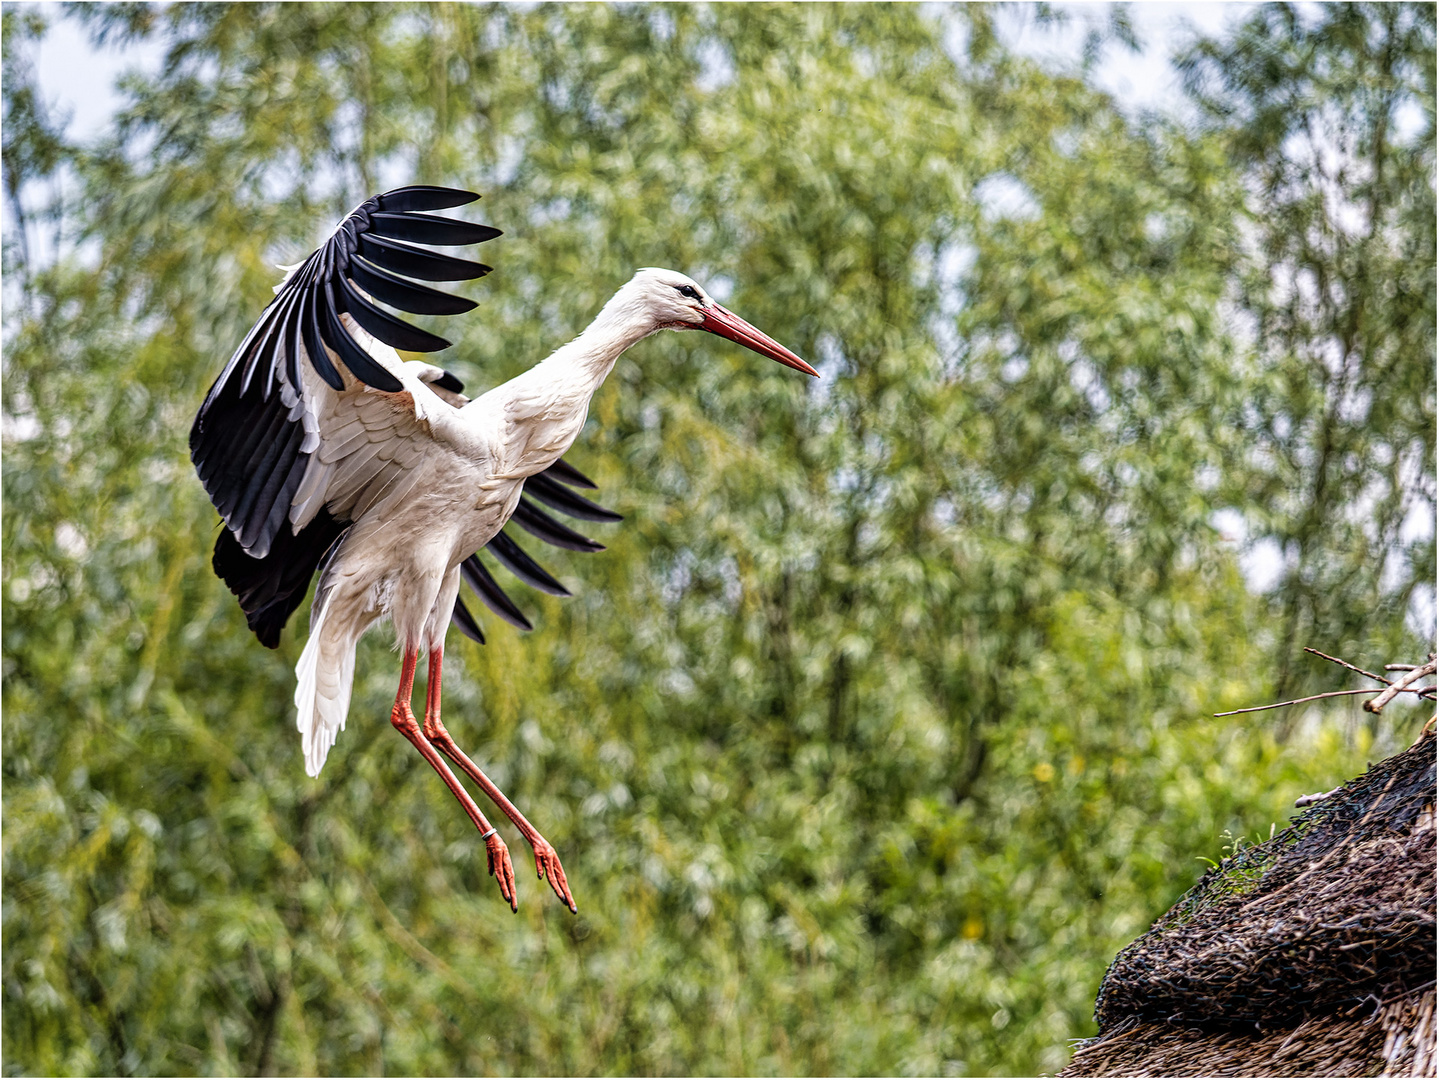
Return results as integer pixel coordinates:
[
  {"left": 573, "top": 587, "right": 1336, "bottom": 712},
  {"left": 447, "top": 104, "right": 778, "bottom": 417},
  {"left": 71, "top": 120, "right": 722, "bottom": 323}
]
[
  {"left": 485, "top": 830, "right": 518, "bottom": 912},
  {"left": 532, "top": 837, "right": 577, "bottom": 914},
  {"left": 388, "top": 648, "right": 520, "bottom": 911},
  {"left": 419, "top": 660, "right": 579, "bottom": 913}
]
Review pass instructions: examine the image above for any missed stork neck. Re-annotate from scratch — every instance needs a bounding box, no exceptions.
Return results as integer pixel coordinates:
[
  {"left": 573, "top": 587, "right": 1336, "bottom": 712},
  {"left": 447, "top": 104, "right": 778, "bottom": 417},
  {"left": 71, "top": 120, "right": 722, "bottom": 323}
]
[{"left": 540, "top": 294, "right": 656, "bottom": 390}]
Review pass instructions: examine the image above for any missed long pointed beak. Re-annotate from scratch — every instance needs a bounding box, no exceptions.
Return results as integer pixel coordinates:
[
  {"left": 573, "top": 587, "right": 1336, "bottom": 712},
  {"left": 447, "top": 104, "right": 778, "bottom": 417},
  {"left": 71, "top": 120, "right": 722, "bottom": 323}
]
[{"left": 698, "top": 304, "right": 819, "bottom": 377}]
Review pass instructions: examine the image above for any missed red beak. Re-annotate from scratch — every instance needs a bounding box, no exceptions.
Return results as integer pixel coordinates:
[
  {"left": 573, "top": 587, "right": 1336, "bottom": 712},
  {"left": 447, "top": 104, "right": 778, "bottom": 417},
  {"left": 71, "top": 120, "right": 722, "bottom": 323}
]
[{"left": 698, "top": 304, "right": 819, "bottom": 377}]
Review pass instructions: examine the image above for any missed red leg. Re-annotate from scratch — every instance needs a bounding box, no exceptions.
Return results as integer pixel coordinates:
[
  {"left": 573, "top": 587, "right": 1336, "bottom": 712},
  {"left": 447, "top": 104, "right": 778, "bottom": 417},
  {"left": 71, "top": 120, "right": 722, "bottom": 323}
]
[
  {"left": 423, "top": 648, "right": 577, "bottom": 913},
  {"left": 391, "top": 647, "right": 517, "bottom": 911}
]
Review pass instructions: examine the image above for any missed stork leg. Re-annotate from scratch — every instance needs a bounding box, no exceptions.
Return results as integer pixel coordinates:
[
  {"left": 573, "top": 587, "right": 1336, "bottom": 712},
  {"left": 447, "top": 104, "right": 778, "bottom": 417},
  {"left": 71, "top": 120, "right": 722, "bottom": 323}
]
[
  {"left": 391, "top": 647, "right": 518, "bottom": 911},
  {"left": 422, "top": 647, "right": 577, "bottom": 913}
]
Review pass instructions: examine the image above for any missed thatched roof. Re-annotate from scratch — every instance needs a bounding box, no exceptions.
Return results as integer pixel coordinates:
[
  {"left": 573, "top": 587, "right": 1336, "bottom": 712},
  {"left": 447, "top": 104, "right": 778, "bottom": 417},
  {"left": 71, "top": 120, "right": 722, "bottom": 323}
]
[{"left": 1062, "top": 726, "right": 1436, "bottom": 1078}]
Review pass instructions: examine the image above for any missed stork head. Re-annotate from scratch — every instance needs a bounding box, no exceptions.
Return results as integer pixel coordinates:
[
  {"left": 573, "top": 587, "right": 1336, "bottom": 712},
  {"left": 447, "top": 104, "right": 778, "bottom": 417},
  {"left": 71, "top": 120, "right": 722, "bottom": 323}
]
[{"left": 627, "top": 268, "right": 818, "bottom": 377}]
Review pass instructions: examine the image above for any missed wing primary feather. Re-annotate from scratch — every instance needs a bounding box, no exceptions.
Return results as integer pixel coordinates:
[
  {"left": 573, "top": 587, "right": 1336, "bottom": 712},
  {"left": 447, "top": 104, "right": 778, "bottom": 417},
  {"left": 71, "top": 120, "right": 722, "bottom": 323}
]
[
  {"left": 255, "top": 300, "right": 296, "bottom": 402},
  {"left": 338, "top": 274, "right": 452, "bottom": 353},
  {"left": 368, "top": 212, "right": 502, "bottom": 247},
  {"left": 235, "top": 420, "right": 305, "bottom": 550},
  {"left": 347, "top": 257, "right": 479, "bottom": 315},
  {"left": 338, "top": 216, "right": 360, "bottom": 253},
  {"left": 450, "top": 597, "right": 486, "bottom": 644},
  {"left": 542, "top": 458, "right": 600, "bottom": 490},
  {"left": 279, "top": 282, "right": 306, "bottom": 393},
  {"left": 318, "top": 231, "right": 335, "bottom": 280},
  {"left": 376, "top": 186, "right": 481, "bottom": 212},
  {"left": 322, "top": 279, "right": 404, "bottom": 391},
  {"left": 200, "top": 290, "right": 286, "bottom": 416},
  {"left": 234, "top": 303, "right": 286, "bottom": 399},
  {"left": 461, "top": 554, "right": 534, "bottom": 631},
  {"left": 511, "top": 498, "right": 605, "bottom": 552},
  {"left": 357, "top": 233, "right": 490, "bottom": 282},
  {"left": 487, "top": 531, "right": 571, "bottom": 596},
  {"left": 210, "top": 396, "right": 293, "bottom": 520},
  {"left": 250, "top": 447, "right": 310, "bottom": 560},
  {"left": 523, "top": 472, "right": 622, "bottom": 522},
  {"left": 299, "top": 279, "right": 345, "bottom": 390},
  {"left": 433, "top": 370, "right": 464, "bottom": 393}
]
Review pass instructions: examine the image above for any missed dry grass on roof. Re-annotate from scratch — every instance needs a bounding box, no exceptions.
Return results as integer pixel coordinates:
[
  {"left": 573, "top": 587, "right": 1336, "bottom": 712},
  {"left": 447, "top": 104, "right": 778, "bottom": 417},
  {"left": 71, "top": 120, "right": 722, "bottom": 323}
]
[
  {"left": 1062, "top": 726, "right": 1436, "bottom": 1078},
  {"left": 1062, "top": 993, "right": 1434, "bottom": 1079}
]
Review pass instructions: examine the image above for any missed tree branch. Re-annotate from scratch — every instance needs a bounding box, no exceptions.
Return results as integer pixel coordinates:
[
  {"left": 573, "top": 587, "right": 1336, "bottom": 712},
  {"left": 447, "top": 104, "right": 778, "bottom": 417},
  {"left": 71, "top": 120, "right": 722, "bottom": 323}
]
[
  {"left": 1216, "top": 688, "right": 1397, "bottom": 717},
  {"left": 1303, "top": 646, "right": 1391, "bottom": 686},
  {"left": 1364, "top": 660, "right": 1438, "bottom": 715}
]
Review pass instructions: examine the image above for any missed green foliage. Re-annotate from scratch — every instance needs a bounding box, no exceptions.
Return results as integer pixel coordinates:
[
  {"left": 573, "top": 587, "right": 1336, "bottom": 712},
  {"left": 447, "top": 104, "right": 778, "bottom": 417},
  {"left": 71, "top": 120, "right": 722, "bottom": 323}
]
[
  {"left": 1179, "top": 2, "right": 1436, "bottom": 693},
  {"left": 4, "top": 3, "right": 1433, "bottom": 1075}
]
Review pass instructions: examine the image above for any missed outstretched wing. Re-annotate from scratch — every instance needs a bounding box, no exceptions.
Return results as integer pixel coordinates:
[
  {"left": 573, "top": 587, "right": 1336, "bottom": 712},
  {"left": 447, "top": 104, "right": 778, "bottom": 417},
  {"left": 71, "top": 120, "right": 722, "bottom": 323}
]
[
  {"left": 451, "top": 458, "right": 624, "bottom": 643},
  {"left": 192, "top": 186, "right": 498, "bottom": 646},
  {"left": 191, "top": 185, "right": 497, "bottom": 559}
]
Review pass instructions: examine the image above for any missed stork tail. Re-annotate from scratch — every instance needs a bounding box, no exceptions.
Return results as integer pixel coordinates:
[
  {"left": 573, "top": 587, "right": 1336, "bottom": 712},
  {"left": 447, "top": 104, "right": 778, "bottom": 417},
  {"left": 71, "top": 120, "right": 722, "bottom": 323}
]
[{"left": 293, "top": 599, "right": 361, "bottom": 777}]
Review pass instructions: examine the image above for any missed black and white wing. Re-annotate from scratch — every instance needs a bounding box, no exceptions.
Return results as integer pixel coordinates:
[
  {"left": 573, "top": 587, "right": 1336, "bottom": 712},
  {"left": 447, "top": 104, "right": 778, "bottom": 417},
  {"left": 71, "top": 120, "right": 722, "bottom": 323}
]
[
  {"left": 452, "top": 458, "right": 624, "bottom": 644},
  {"left": 191, "top": 186, "right": 498, "bottom": 646}
]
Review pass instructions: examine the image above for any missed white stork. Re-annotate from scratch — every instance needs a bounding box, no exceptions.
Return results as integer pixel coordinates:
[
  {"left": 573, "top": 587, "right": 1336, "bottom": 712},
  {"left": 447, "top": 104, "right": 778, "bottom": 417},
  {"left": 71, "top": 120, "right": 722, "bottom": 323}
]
[{"left": 190, "top": 186, "right": 816, "bottom": 912}]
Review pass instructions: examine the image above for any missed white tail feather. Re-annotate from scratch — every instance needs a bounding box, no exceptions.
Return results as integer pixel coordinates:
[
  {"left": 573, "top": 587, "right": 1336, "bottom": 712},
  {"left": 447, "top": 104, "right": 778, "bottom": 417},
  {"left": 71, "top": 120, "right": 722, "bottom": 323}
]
[{"left": 293, "top": 602, "right": 359, "bottom": 777}]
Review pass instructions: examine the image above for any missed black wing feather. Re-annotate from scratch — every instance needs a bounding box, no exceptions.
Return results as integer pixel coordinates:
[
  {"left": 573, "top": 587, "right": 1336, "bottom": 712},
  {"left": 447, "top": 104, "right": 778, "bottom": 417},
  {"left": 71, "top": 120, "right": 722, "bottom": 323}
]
[
  {"left": 212, "top": 509, "right": 347, "bottom": 649},
  {"left": 487, "top": 531, "right": 571, "bottom": 596},
  {"left": 461, "top": 554, "right": 534, "bottom": 631},
  {"left": 338, "top": 274, "right": 452, "bottom": 354},
  {"left": 368, "top": 211, "right": 503, "bottom": 247},
  {"left": 298, "top": 282, "right": 345, "bottom": 390},
  {"left": 348, "top": 257, "right": 479, "bottom": 316},
  {"left": 450, "top": 597, "right": 486, "bottom": 644},
  {"left": 433, "top": 370, "right": 465, "bottom": 393},
  {"left": 237, "top": 304, "right": 286, "bottom": 398},
  {"left": 214, "top": 398, "right": 293, "bottom": 523},
  {"left": 233, "top": 418, "right": 303, "bottom": 550},
  {"left": 524, "top": 472, "right": 623, "bottom": 522},
  {"left": 357, "top": 233, "right": 491, "bottom": 282},
  {"left": 541, "top": 457, "right": 600, "bottom": 490},
  {"left": 279, "top": 282, "right": 306, "bottom": 393},
  {"left": 377, "top": 186, "right": 481, "bottom": 212},
  {"left": 511, "top": 498, "right": 606, "bottom": 552},
  {"left": 192, "top": 185, "right": 496, "bottom": 641},
  {"left": 321, "top": 278, "right": 405, "bottom": 391}
]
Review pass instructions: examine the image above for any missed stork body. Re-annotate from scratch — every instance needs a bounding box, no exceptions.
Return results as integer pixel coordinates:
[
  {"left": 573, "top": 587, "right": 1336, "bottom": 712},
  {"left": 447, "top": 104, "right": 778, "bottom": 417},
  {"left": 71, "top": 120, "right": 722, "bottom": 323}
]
[
  {"left": 294, "top": 290, "right": 660, "bottom": 773},
  {"left": 191, "top": 187, "right": 815, "bottom": 912}
]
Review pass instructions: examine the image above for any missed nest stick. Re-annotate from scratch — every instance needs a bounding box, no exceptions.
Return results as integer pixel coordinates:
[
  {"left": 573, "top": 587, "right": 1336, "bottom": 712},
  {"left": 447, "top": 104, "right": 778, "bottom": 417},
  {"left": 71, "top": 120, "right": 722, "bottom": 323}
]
[
  {"left": 1364, "top": 661, "right": 1437, "bottom": 715},
  {"left": 1304, "top": 647, "right": 1392, "bottom": 686},
  {"left": 1217, "top": 689, "right": 1400, "bottom": 717}
]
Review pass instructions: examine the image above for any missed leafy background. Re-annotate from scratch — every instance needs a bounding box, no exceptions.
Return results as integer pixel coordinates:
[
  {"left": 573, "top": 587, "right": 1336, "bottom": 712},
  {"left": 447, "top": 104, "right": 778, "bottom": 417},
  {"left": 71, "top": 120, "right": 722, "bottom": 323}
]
[{"left": 3, "top": 3, "right": 1434, "bottom": 1075}]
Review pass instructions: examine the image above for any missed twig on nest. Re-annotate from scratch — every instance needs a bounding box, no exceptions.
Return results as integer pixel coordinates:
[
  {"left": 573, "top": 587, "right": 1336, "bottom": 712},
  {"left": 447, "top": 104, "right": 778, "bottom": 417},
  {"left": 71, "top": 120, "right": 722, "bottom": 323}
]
[
  {"left": 1217, "top": 689, "right": 1400, "bottom": 717},
  {"left": 1364, "top": 661, "right": 1437, "bottom": 715},
  {"left": 1304, "top": 647, "right": 1392, "bottom": 686},
  {"left": 1214, "top": 653, "right": 1437, "bottom": 718},
  {"left": 1296, "top": 786, "right": 1342, "bottom": 808}
]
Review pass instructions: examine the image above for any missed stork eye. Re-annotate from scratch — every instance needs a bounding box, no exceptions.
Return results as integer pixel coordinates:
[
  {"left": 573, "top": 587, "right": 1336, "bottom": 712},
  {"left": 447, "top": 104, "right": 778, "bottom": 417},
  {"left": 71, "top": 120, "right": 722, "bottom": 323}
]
[{"left": 675, "top": 284, "right": 700, "bottom": 300}]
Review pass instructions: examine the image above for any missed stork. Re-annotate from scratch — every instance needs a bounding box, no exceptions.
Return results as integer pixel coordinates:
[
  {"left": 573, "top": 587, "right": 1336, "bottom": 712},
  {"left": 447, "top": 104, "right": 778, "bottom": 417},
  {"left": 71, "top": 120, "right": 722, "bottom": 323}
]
[{"left": 190, "top": 186, "right": 816, "bottom": 912}]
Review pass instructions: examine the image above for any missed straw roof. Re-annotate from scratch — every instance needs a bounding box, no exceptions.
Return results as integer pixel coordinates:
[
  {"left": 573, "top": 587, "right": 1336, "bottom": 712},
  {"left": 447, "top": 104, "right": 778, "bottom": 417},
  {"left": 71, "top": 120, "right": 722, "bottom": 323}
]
[{"left": 1062, "top": 726, "right": 1436, "bottom": 1078}]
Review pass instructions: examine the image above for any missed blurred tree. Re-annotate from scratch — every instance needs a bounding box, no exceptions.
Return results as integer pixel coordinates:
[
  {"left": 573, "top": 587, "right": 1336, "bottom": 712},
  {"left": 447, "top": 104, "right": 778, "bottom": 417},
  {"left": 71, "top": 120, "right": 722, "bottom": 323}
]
[
  {"left": 3, "top": 3, "right": 1432, "bottom": 1075},
  {"left": 1179, "top": 2, "right": 1436, "bottom": 696}
]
